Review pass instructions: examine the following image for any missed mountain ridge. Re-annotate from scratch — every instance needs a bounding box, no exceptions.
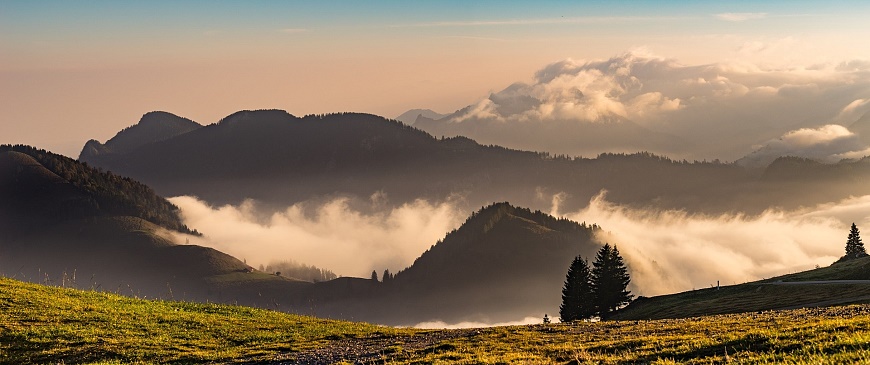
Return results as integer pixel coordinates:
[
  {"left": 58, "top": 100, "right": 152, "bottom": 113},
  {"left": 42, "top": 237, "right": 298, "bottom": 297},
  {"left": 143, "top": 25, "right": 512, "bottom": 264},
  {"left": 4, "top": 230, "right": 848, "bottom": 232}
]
[
  {"left": 77, "top": 109, "right": 870, "bottom": 215},
  {"left": 79, "top": 111, "right": 201, "bottom": 163}
]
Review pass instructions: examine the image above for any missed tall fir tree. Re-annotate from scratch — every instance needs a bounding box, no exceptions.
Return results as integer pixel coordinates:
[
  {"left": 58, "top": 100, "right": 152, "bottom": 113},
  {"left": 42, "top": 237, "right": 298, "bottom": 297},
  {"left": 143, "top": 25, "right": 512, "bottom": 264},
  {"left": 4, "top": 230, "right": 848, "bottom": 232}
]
[
  {"left": 591, "top": 243, "right": 633, "bottom": 319},
  {"left": 559, "top": 255, "right": 595, "bottom": 322},
  {"left": 840, "top": 223, "right": 868, "bottom": 262},
  {"left": 371, "top": 270, "right": 379, "bottom": 282}
]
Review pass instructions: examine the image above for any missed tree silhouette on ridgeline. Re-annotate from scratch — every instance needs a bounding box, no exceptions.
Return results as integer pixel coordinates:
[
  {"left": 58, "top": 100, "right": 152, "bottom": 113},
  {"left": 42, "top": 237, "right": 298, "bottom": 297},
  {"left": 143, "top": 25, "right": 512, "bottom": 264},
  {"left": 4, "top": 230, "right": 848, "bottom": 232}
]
[
  {"left": 559, "top": 243, "right": 633, "bottom": 321},
  {"left": 836, "top": 223, "right": 868, "bottom": 263},
  {"left": 559, "top": 255, "right": 595, "bottom": 322},
  {"left": 592, "top": 244, "right": 633, "bottom": 319}
]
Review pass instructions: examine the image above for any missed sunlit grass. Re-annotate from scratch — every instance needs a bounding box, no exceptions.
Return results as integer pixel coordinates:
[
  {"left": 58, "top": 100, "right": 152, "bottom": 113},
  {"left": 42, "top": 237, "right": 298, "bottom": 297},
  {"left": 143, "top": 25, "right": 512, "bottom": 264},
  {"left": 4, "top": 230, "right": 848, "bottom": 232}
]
[
  {"left": 3, "top": 277, "right": 870, "bottom": 364},
  {"left": 0, "top": 277, "right": 402, "bottom": 364}
]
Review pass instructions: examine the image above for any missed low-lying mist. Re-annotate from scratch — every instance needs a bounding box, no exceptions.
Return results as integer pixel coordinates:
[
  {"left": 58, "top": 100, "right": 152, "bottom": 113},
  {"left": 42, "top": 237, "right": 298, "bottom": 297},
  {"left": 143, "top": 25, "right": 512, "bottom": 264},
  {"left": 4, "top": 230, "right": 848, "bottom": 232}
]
[
  {"left": 414, "top": 316, "right": 541, "bottom": 329},
  {"left": 169, "top": 195, "right": 465, "bottom": 277},
  {"left": 559, "top": 193, "right": 870, "bottom": 297},
  {"left": 170, "top": 192, "right": 870, "bottom": 299}
]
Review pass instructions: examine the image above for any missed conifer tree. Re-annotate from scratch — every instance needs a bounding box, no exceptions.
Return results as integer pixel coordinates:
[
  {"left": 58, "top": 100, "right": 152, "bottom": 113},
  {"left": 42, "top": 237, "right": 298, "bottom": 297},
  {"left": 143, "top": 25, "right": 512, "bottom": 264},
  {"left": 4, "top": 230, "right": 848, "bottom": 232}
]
[
  {"left": 559, "top": 255, "right": 595, "bottom": 322},
  {"left": 841, "top": 223, "right": 868, "bottom": 262},
  {"left": 371, "top": 270, "right": 379, "bottom": 282},
  {"left": 592, "top": 243, "right": 633, "bottom": 319},
  {"left": 382, "top": 269, "right": 391, "bottom": 284}
]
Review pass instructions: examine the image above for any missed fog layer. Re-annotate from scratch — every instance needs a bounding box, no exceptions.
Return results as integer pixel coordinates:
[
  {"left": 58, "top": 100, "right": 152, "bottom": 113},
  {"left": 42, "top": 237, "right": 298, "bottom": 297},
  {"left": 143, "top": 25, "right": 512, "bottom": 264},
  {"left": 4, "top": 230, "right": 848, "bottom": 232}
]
[
  {"left": 171, "top": 193, "right": 870, "bottom": 300},
  {"left": 169, "top": 195, "right": 464, "bottom": 277},
  {"left": 561, "top": 193, "right": 870, "bottom": 297}
]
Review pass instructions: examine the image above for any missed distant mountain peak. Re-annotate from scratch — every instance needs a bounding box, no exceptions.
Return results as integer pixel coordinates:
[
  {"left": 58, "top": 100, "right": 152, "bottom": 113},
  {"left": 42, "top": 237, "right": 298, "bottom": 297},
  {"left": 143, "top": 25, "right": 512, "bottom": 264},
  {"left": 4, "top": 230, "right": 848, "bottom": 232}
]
[
  {"left": 79, "top": 111, "right": 202, "bottom": 162},
  {"left": 395, "top": 109, "right": 447, "bottom": 126}
]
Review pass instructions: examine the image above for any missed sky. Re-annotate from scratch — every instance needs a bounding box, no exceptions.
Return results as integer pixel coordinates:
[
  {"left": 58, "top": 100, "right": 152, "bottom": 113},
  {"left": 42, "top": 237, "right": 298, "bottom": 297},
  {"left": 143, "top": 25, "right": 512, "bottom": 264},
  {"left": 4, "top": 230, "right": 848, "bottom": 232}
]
[{"left": 3, "top": 1, "right": 870, "bottom": 157}]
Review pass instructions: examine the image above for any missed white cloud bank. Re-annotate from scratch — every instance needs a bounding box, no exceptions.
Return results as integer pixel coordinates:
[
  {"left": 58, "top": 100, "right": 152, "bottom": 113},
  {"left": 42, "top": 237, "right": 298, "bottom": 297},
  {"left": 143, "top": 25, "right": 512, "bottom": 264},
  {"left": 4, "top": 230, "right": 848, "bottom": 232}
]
[
  {"left": 169, "top": 191, "right": 870, "bottom": 301},
  {"left": 169, "top": 195, "right": 464, "bottom": 277},
  {"left": 432, "top": 50, "right": 870, "bottom": 160},
  {"left": 560, "top": 193, "right": 870, "bottom": 297},
  {"left": 737, "top": 124, "right": 870, "bottom": 167}
]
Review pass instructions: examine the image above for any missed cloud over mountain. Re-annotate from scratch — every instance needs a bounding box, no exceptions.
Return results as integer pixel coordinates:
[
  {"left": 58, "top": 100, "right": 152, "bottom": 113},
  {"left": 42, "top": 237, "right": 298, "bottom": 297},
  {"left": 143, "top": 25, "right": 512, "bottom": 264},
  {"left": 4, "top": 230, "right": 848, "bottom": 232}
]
[
  {"left": 416, "top": 51, "right": 870, "bottom": 160},
  {"left": 737, "top": 124, "right": 870, "bottom": 168}
]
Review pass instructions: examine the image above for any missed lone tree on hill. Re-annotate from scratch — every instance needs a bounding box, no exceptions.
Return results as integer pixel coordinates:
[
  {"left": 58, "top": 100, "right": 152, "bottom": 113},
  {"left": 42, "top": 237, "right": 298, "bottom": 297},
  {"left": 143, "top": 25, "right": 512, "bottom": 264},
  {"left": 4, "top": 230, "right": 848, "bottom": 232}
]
[
  {"left": 592, "top": 243, "right": 633, "bottom": 319},
  {"left": 559, "top": 255, "right": 595, "bottom": 322},
  {"left": 838, "top": 223, "right": 868, "bottom": 263}
]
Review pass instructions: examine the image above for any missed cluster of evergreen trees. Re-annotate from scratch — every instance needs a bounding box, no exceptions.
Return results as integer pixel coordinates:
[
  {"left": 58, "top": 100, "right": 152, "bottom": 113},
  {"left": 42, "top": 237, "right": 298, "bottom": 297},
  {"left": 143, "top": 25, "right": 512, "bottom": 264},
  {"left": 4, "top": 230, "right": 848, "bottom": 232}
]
[
  {"left": 371, "top": 269, "right": 395, "bottom": 283},
  {"left": 560, "top": 243, "right": 632, "bottom": 321}
]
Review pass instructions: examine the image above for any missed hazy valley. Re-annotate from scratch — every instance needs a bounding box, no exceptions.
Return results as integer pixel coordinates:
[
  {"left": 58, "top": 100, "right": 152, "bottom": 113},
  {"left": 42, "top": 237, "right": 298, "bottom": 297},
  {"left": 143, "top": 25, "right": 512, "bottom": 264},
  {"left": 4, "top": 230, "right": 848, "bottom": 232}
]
[
  {"left": 4, "top": 107, "right": 870, "bottom": 329},
  {"left": 5, "top": 3, "right": 870, "bottom": 362}
]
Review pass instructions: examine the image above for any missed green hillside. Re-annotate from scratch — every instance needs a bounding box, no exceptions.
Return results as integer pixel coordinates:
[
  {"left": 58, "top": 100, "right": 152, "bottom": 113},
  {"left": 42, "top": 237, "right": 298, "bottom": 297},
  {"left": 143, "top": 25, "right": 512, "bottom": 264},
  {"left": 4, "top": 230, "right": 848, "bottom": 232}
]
[
  {"left": 0, "top": 277, "right": 390, "bottom": 364},
  {"left": 4, "top": 277, "right": 870, "bottom": 364},
  {"left": 612, "top": 256, "right": 870, "bottom": 321}
]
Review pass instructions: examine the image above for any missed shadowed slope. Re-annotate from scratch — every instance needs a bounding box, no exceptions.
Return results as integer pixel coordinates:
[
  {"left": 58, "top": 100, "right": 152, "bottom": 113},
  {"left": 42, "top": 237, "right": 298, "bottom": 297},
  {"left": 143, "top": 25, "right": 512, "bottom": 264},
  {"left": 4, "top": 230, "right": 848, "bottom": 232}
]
[
  {"left": 0, "top": 145, "right": 311, "bottom": 306},
  {"left": 79, "top": 111, "right": 201, "bottom": 162},
  {"left": 612, "top": 256, "right": 870, "bottom": 320},
  {"left": 305, "top": 203, "right": 603, "bottom": 325}
]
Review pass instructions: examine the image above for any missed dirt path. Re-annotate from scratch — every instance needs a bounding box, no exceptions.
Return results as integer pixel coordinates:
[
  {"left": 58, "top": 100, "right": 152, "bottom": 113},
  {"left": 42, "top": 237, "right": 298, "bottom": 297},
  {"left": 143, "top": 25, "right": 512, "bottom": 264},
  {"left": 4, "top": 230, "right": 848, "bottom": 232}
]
[{"left": 247, "top": 328, "right": 480, "bottom": 365}]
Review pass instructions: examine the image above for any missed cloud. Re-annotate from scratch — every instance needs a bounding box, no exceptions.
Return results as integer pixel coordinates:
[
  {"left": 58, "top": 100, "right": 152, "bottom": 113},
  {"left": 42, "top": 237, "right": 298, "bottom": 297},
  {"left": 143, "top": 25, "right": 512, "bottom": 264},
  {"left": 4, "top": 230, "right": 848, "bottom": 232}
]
[
  {"left": 737, "top": 124, "right": 870, "bottom": 167},
  {"left": 716, "top": 12, "right": 768, "bottom": 22},
  {"left": 560, "top": 193, "right": 870, "bottom": 297},
  {"left": 449, "top": 52, "right": 686, "bottom": 125},
  {"left": 168, "top": 195, "right": 464, "bottom": 277},
  {"left": 423, "top": 50, "right": 870, "bottom": 160},
  {"left": 168, "top": 190, "right": 870, "bottom": 309}
]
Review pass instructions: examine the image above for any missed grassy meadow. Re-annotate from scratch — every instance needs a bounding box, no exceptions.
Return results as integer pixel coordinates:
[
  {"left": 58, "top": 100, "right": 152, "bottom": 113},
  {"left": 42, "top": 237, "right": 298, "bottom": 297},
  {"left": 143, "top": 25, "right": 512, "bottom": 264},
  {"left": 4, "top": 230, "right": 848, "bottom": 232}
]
[{"left": 3, "top": 277, "right": 870, "bottom": 364}]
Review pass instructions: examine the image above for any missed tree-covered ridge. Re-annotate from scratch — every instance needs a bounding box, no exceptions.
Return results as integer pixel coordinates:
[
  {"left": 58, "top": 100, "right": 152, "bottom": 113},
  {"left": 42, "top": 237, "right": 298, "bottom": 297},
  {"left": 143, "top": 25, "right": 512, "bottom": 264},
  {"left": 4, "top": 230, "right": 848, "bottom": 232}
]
[
  {"left": 1, "top": 144, "right": 197, "bottom": 235},
  {"left": 104, "top": 111, "right": 201, "bottom": 151},
  {"left": 79, "top": 111, "right": 202, "bottom": 163},
  {"left": 445, "top": 202, "right": 598, "bottom": 241},
  {"left": 79, "top": 108, "right": 870, "bottom": 216},
  {"left": 397, "top": 202, "right": 599, "bottom": 277}
]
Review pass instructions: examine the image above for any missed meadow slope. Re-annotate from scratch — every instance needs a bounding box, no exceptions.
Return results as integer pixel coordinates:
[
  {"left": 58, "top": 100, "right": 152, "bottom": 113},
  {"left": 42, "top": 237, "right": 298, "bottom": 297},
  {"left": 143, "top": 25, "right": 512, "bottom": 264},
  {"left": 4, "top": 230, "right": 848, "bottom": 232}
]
[{"left": 3, "top": 277, "right": 870, "bottom": 364}]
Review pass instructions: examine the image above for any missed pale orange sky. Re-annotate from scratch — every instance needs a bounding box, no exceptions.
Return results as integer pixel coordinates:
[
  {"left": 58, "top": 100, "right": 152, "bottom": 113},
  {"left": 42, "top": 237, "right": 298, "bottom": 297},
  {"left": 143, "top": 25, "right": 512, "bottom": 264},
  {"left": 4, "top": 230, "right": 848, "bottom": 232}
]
[{"left": 2, "top": 1, "right": 870, "bottom": 157}]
